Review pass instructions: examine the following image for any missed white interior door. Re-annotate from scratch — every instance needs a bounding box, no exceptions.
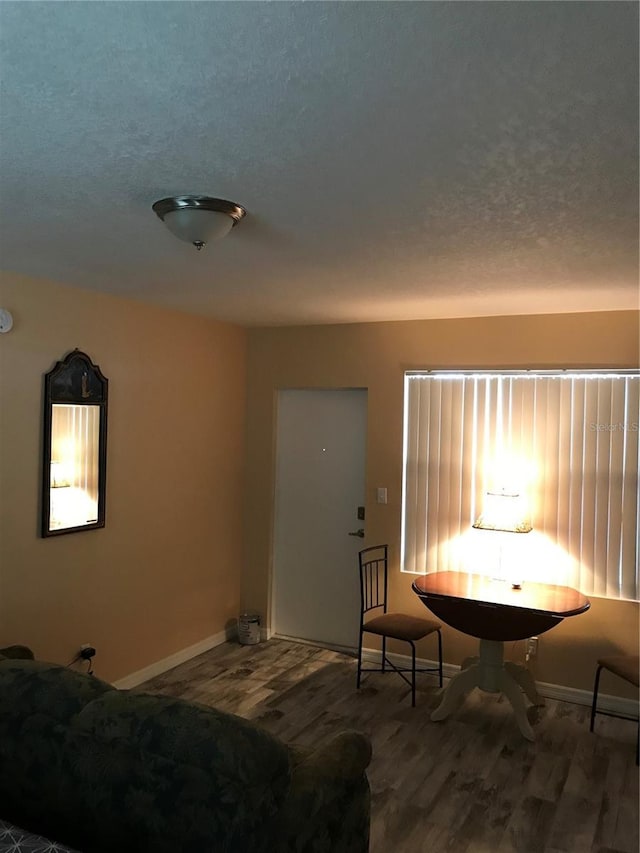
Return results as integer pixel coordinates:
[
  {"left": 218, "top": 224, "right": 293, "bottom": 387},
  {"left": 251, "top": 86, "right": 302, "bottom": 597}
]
[{"left": 273, "top": 389, "right": 367, "bottom": 649}]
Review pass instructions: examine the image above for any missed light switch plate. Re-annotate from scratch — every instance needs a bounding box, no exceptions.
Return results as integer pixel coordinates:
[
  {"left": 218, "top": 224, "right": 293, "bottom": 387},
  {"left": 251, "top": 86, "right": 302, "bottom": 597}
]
[{"left": 376, "top": 487, "right": 387, "bottom": 504}]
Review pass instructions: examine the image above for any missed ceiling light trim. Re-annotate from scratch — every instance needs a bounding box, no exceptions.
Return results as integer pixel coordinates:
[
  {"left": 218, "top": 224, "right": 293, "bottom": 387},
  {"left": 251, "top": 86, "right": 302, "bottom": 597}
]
[{"left": 152, "top": 195, "right": 246, "bottom": 224}]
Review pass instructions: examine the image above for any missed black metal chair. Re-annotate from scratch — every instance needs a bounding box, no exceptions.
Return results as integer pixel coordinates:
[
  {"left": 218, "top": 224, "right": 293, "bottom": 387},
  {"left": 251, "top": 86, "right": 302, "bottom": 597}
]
[
  {"left": 590, "top": 654, "right": 639, "bottom": 765},
  {"left": 357, "top": 544, "right": 443, "bottom": 706}
]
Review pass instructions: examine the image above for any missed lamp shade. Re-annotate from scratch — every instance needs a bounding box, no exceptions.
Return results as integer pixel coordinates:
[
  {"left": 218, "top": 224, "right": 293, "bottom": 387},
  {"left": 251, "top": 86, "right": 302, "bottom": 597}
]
[
  {"left": 152, "top": 196, "right": 246, "bottom": 250},
  {"left": 162, "top": 208, "right": 234, "bottom": 245},
  {"left": 473, "top": 490, "right": 532, "bottom": 534}
]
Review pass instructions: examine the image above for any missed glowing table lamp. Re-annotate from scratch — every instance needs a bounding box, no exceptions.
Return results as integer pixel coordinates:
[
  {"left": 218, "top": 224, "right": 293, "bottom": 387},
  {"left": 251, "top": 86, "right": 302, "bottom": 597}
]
[{"left": 473, "top": 489, "right": 532, "bottom": 588}]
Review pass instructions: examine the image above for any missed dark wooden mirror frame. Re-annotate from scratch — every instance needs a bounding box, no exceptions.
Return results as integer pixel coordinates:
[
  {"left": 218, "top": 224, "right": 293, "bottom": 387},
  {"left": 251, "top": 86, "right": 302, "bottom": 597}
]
[{"left": 41, "top": 349, "right": 108, "bottom": 537}]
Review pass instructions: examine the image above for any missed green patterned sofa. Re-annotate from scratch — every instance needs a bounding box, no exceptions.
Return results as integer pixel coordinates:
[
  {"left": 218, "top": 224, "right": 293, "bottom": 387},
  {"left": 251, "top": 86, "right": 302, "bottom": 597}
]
[{"left": 0, "top": 652, "right": 371, "bottom": 853}]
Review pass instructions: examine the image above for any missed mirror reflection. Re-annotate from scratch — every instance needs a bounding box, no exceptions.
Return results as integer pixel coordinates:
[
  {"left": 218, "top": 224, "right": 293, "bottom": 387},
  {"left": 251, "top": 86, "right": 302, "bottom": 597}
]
[
  {"left": 42, "top": 350, "right": 108, "bottom": 536},
  {"left": 49, "top": 404, "right": 100, "bottom": 530}
]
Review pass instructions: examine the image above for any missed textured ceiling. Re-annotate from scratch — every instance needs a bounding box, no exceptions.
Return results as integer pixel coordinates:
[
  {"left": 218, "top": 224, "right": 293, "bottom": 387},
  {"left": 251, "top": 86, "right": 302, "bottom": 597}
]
[{"left": 0, "top": 1, "right": 638, "bottom": 326}]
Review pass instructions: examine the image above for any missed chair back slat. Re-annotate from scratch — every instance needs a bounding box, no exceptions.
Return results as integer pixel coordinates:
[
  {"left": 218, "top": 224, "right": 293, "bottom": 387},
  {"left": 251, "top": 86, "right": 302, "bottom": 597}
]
[{"left": 359, "top": 545, "right": 389, "bottom": 617}]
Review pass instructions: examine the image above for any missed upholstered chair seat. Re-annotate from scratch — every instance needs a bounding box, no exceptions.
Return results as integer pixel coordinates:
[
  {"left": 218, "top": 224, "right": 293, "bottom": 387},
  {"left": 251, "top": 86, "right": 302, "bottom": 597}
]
[{"left": 362, "top": 613, "right": 440, "bottom": 643}]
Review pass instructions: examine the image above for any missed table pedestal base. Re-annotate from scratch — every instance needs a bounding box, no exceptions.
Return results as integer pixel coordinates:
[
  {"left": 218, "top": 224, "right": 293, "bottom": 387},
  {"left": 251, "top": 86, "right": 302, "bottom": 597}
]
[{"left": 431, "top": 639, "right": 542, "bottom": 741}]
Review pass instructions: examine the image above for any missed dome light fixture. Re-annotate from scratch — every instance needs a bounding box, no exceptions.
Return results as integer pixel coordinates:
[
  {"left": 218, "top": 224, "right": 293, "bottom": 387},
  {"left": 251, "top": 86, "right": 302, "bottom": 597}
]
[{"left": 152, "top": 195, "right": 246, "bottom": 251}]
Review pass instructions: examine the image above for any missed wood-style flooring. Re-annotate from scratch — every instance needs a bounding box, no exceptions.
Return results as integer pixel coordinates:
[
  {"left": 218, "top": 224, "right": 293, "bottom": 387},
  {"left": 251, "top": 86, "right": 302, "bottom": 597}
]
[{"left": 138, "top": 638, "right": 639, "bottom": 853}]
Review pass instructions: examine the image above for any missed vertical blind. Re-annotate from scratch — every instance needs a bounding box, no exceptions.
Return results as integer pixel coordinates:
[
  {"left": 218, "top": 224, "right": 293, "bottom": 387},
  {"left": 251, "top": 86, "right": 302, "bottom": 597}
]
[{"left": 401, "top": 372, "right": 639, "bottom": 601}]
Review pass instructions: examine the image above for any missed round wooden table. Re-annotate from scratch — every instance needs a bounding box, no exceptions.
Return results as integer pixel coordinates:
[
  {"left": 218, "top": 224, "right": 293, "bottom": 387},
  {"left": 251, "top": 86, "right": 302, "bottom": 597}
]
[{"left": 412, "top": 571, "right": 590, "bottom": 740}]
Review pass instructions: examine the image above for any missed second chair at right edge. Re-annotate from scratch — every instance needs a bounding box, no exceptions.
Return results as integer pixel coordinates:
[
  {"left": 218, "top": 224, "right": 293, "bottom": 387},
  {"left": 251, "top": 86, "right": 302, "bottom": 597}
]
[{"left": 357, "top": 544, "right": 443, "bottom": 707}]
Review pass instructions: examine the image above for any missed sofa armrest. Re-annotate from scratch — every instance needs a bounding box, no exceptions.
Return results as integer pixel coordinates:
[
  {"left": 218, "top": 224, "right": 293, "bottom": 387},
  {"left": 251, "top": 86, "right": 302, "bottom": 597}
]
[
  {"left": 290, "top": 731, "right": 372, "bottom": 782},
  {"left": 275, "top": 731, "right": 372, "bottom": 853},
  {"left": 0, "top": 645, "right": 34, "bottom": 660}
]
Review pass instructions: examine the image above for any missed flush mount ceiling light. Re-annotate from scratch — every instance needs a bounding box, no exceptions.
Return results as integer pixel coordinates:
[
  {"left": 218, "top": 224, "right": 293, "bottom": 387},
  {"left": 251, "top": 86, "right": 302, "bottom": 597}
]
[{"left": 152, "top": 195, "right": 246, "bottom": 251}]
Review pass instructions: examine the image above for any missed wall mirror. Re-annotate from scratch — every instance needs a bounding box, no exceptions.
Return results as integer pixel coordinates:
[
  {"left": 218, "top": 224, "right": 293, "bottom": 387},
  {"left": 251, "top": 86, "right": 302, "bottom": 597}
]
[{"left": 42, "top": 349, "right": 108, "bottom": 537}]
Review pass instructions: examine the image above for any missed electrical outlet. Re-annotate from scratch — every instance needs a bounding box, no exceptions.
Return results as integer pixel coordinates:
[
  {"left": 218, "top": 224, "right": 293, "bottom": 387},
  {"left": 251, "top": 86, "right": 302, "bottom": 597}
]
[
  {"left": 79, "top": 644, "right": 96, "bottom": 660},
  {"left": 525, "top": 636, "right": 538, "bottom": 659}
]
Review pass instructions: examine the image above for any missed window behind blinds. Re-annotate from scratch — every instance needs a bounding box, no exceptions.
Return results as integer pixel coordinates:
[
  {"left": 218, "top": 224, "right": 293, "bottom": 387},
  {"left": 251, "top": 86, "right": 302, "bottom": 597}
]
[{"left": 401, "top": 371, "right": 639, "bottom": 601}]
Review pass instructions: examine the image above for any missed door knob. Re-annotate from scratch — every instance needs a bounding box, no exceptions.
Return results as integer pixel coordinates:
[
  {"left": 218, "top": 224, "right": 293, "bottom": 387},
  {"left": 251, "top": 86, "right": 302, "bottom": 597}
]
[{"left": 348, "top": 528, "right": 365, "bottom": 538}]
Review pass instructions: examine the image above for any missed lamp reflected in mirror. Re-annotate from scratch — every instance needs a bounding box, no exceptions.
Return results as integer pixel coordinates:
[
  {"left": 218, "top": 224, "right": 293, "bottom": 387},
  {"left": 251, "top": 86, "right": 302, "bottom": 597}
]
[{"left": 42, "top": 351, "right": 108, "bottom": 537}]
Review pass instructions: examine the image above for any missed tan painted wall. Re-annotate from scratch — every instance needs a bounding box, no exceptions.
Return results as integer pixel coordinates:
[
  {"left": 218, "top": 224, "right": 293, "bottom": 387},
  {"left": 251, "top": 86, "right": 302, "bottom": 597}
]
[
  {"left": 0, "top": 272, "right": 247, "bottom": 682},
  {"left": 244, "top": 311, "right": 640, "bottom": 694}
]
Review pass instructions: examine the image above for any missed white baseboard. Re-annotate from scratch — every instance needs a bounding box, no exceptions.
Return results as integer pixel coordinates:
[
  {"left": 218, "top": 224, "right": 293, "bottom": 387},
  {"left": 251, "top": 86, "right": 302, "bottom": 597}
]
[
  {"left": 361, "top": 647, "right": 458, "bottom": 678},
  {"left": 361, "top": 647, "right": 639, "bottom": 718},
  {"left": 273, "top": 632, "right": 357, "bottom": 657},
  {"left": 113, "top": 630, "right": 229, "bottom": 689}
]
